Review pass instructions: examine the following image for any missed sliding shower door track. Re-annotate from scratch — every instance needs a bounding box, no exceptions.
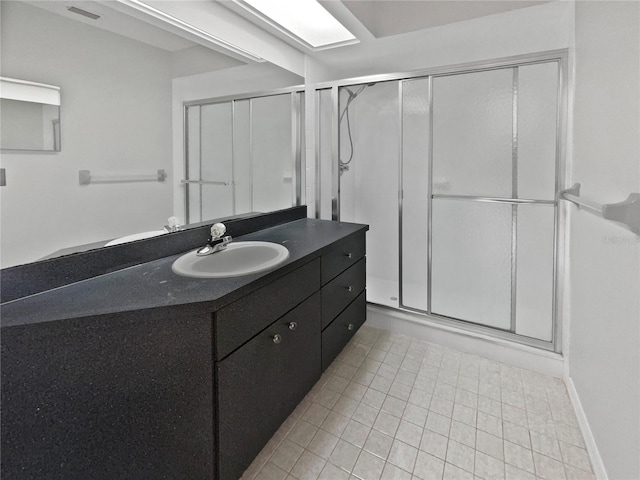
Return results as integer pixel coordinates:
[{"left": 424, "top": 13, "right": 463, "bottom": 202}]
[{"left": 370, "top": 300, "right": 556, "bottom": 352}]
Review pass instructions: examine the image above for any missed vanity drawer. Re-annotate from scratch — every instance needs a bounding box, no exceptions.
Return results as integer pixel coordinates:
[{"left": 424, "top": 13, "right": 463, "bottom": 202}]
[
  {"left": 321, "top": 258, "right": 366, "bottom": 330},
  {"left": 321, "top": 291, "right": 366, "bottom": 371},
  {"left": 215, "top": 258, "right": 320, "bottom": 360},
  {"left": 321, "top": 232, "right": 366, "bottom": 285}
]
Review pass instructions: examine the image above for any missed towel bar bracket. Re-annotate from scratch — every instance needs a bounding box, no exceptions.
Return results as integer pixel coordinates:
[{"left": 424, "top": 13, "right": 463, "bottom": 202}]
[{"left": 560, "top": 182, "right": 640, "bottom": 235}]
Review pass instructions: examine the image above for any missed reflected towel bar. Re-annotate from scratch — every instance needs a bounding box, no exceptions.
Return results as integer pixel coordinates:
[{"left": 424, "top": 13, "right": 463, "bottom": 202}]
[
  {"left": 180, "top": 179, "right": 232, "bottom": 186},
  {"left": 79, "top": 169, "right": 166, "bottom": 185},
  {"left": 560, "top": 183, "right": 640, "bottom": 234}
]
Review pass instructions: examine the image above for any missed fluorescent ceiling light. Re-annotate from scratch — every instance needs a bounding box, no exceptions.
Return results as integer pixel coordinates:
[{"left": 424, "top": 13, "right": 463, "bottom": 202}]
[{"left": 237, "top": 0, "right": 357, "bottom": 50}]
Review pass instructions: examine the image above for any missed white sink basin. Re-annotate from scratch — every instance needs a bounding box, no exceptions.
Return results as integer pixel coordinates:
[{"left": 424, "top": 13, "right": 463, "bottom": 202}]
[
  {"left": 105, "top": 230, "right": 167, "bottom": 246},
  {"left": 172, "top": 241, "right": 289, "bottom": 278}
]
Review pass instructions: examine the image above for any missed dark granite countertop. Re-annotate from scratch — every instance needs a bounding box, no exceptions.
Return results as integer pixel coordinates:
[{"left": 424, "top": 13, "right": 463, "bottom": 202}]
[{"left": 1, "top": 219, "right": 367, "bottom": 328}]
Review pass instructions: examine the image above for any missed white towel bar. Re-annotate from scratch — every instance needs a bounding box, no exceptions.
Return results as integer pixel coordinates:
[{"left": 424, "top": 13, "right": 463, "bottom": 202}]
[{"left": 79, "top": 169, "right": 167, "bottom": 185}]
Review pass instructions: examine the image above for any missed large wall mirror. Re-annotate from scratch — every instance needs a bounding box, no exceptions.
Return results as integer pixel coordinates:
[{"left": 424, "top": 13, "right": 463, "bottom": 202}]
[
  {"left": 1, "top": 77, "right": 61, "bottom": 152},
  {"left": 0, "top": 1, "right": 302, "bottom": 269}
]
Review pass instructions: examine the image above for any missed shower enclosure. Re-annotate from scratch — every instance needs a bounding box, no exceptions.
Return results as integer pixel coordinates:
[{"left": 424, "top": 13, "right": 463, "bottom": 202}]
[
  {"left": 184, "top": 89, "right": 305, "bottom": 223},
  {"left": 316, "top": 51, "right": 567, "bottom": 351}
]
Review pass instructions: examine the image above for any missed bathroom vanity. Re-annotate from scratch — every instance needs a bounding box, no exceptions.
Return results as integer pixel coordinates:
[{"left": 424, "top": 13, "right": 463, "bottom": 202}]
[{"left": 0, "top": 209, "right": 367, "bottom": 479}]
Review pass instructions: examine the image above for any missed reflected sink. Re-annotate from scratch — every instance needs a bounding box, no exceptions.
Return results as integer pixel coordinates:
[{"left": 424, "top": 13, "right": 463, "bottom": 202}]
[
  {"left": 105, "top": 230, "right": 167, "bottom": 246},
  {"left": 172, "top": 241, "right": 289, "bottom": 278}
]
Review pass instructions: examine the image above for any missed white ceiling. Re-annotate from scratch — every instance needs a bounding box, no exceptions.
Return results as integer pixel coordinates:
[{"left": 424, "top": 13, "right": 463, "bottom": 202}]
[
  {"left": 21, "top": 0, "right": 246, "bottom": 77},
  {"left": 25, "top": 1, "right": 195, "bottom": 52},
  {"left": 339, "top": 1, "right": 553, "bottom": 39},
  {"left": 21, "top": 0, "right": 557, "bottom": 76},
  {"left": 218, "top": 1, "right": 555, "bottom": 57}
]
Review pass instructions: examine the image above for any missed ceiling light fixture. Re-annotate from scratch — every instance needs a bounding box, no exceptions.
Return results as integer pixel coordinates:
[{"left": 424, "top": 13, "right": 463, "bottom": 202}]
[
  {"left": 235, "top": 0, "right": 358, "bottom": 50},
  {"left": 119, "top": 0, "right": 264, "bottom": 62}
]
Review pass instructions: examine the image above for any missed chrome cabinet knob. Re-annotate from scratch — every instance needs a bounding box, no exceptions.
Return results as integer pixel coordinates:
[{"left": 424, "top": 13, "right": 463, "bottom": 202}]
[
  {"left": 288, "top": 321, "right": 297, "bottom": 331},
  {"left": 347, "top": 323, "right": 355, "bottom": 331},
  {"left": 346, "top": 253, "right": 353, "bottom": 259},
  {"left": 272, "top": 334, "right": 282, "bottom": 344},
  {"left": 347, "top": 286, "right": 353, "bottom": 292}
]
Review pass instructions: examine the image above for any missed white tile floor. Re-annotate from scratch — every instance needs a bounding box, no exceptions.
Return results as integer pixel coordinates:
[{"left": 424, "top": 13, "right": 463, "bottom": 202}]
[{"left": 241, "top": 326, "right": 595, "bottom": 480}]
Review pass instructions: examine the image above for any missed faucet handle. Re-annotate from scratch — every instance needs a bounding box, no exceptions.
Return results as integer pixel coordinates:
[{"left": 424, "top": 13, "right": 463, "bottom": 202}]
[{"left": 210, "top": 223, "right": 226, "bottom": 239}]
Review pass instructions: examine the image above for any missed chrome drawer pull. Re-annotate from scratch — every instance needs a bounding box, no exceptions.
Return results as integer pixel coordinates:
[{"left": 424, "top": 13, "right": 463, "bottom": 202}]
[
  {"left": 288, "top": 321, "right": 298, "bottom": 331},
  {"left": 272, "top": 334, "right": 282, "bottom": 344},
  {"left": 347, "top": 324, "right": 355, "bottom": 331}
]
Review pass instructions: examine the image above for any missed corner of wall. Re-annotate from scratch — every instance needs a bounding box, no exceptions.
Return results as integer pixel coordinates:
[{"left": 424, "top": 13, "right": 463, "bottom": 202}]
[
  {"left": 564, "top": 376, "right": 609, "bottom": 479},
  {"left": 565, "top": 2, "right": 640, "bottom": 478}
]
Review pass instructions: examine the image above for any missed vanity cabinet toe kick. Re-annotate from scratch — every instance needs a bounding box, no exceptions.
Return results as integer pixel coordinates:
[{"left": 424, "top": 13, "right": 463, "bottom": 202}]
[{"left": 214, "top": 231, "right": 367, "bottom": 480}]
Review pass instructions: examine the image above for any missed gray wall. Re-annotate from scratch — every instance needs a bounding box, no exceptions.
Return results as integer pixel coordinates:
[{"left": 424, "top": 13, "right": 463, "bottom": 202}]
[{"left": 570, "top": 2, "right": 640, "bottom": 478}]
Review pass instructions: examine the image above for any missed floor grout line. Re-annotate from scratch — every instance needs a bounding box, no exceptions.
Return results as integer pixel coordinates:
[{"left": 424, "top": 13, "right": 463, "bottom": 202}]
[{"left": 242, "top": 326, "right": 596, "bottom": 480}]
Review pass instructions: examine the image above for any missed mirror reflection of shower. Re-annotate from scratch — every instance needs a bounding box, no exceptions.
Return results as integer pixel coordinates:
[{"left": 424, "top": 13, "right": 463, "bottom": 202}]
[
  {"left": 184, "top": 91, "right": 304, "bottom": 224},
  {"left": 338, "top": 83, "right": 376, "bottom": 175}
]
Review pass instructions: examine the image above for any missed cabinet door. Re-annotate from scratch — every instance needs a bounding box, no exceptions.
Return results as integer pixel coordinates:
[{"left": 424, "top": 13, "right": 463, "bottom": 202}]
[{"left": 216, "top": 292, "right": 321, "bottom": 480}]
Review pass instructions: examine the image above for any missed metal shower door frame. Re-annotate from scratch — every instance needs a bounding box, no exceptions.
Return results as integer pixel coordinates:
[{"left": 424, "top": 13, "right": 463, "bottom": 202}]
[
  {"left": 183, "top": 87, "right": 305, "bottom": 223},
  {"left": 316, "top": 49, "right": 568, "bottom": 353}
]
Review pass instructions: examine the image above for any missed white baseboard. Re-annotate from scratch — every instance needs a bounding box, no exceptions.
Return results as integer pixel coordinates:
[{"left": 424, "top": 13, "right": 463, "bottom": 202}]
[
  {"left": 365, "top": 304, "right": 564, "bottom": 378},
  {"left": 564, "top": 375, "right": 608, "bottom": 480}
]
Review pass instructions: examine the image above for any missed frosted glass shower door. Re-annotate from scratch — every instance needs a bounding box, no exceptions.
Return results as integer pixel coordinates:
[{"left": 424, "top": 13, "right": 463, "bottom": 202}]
[
  {"left": 432, "top": 200, "right": 513, "bottom": 328},
  {"left": 201, "top": 103, "right": 234, "bottom": 221},
  {"left": 233, "top": 99, "right": 252, "bottom": 215},
  {"left": 316, "top": 89, "right": 333, "bottom": 220},
  {"left": 426, "top": 62, "right": 559, "bottom": 342},
  {"left": 318, "top": 56, "right": 563, "bottom": 347},
  {"left": 430, "top": 69, "right": 514, "bottom": 328},
  {"left": 185, "top": 105, "right": 201, "bottom": 223},
  {"left": 432, "top": 69, "right": 514, "bottom": 198},
  {"left": 252, "top": 95, "right": 296, "bottom": 213},
  {"left": 185, "top": 103, "right": 235, "bottom": 223},
  {"left": 514, "top": 62, "right": 559, "bottom": 341},
  {"left": 184, "top": 91, "right": 303, "bottom": 223},
  {"left": 401, "top": 78, "right": 430, "bottom": 311}
]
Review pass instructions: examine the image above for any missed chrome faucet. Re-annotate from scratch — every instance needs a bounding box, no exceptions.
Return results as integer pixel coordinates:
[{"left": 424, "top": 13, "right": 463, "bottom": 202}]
[
  {"left": 196, "top": 223, "right": 232, "bottom": 256},
  {"left": 164, "top": 216, "right": 183, "bottom": 233}
]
